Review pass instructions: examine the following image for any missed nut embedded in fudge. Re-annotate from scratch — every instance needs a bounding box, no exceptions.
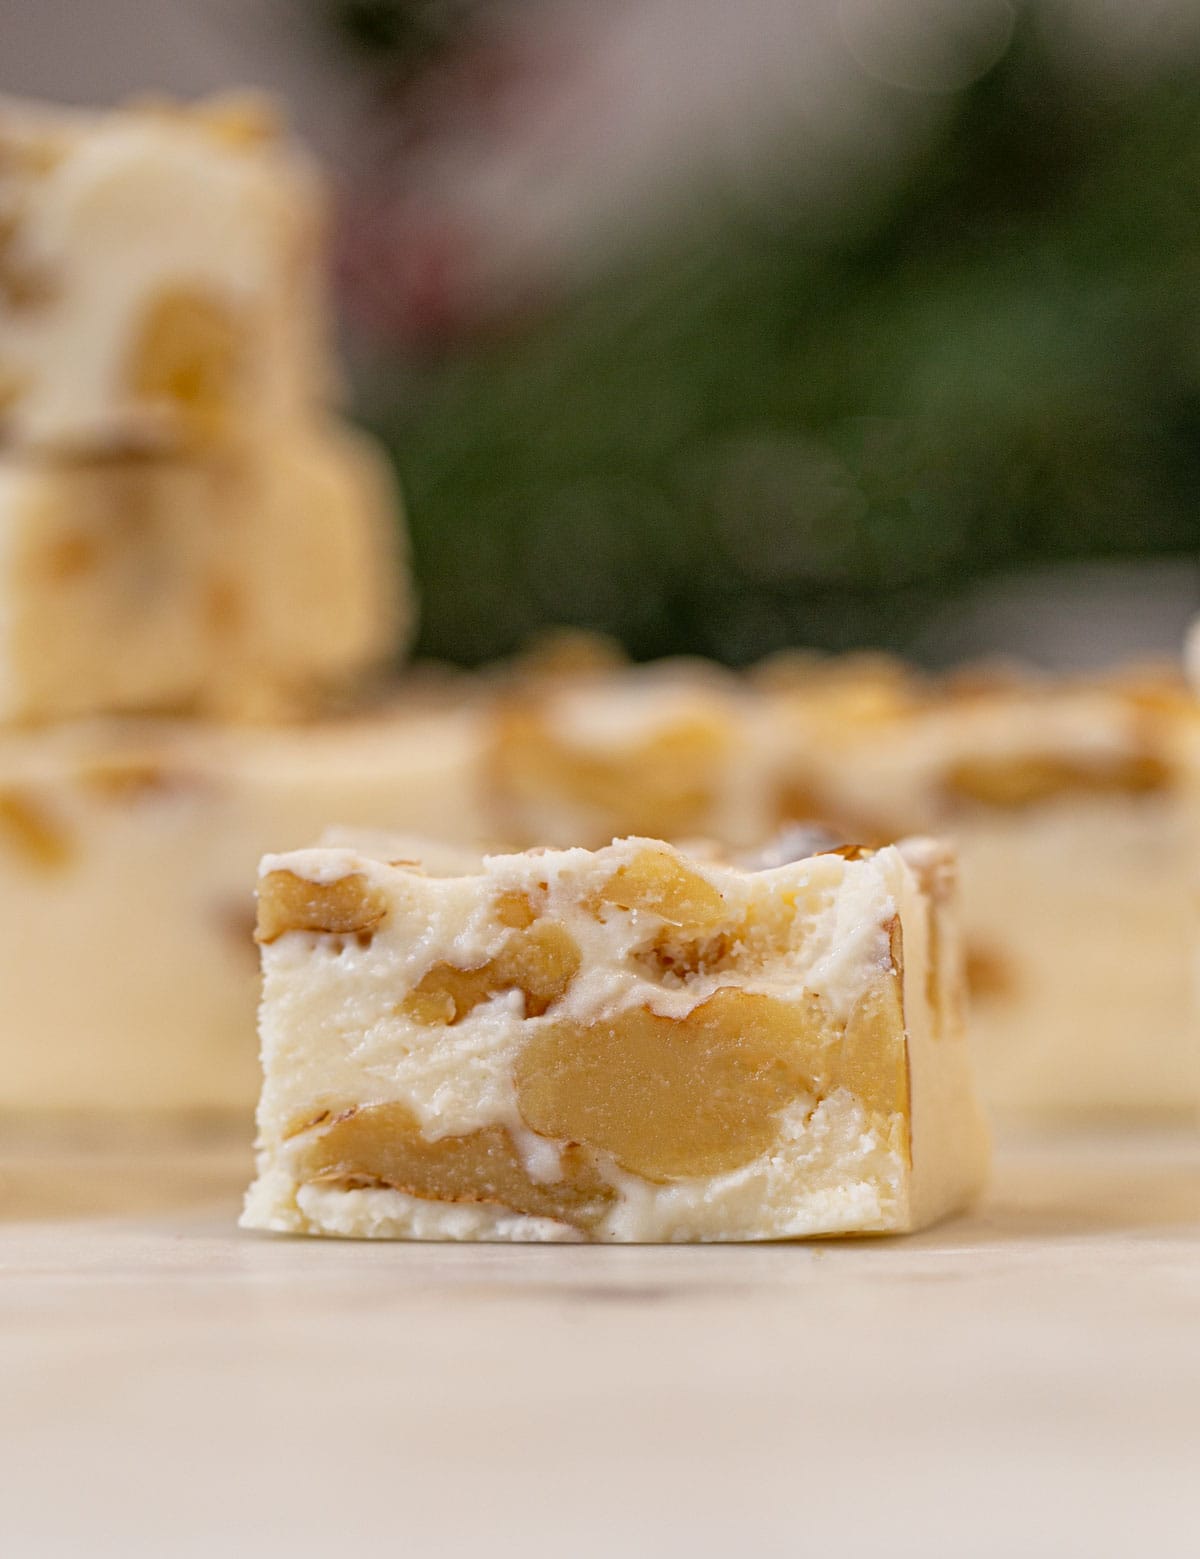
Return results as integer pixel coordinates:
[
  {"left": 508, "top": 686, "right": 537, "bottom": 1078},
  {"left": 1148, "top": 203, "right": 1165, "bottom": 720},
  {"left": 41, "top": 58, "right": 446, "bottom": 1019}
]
[{"left": 243, "top": 833, "right": 988, "bottom": 1242}]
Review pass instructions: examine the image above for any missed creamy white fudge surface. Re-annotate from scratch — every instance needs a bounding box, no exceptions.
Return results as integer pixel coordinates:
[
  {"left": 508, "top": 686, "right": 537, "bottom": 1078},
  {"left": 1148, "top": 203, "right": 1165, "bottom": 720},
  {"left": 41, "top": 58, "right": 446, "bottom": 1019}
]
[
  {"left": 0, "top": 700, "right": 492, "bottom": 1114},
  {"left": 487, "top": 655, "right": 1200, "bottom": 1121},
  {"left": 0, "top": 92, "right": 330, "bottom": 452},
  {"left": 243, "top": 834, "right": 988, "bottom": 1242}
]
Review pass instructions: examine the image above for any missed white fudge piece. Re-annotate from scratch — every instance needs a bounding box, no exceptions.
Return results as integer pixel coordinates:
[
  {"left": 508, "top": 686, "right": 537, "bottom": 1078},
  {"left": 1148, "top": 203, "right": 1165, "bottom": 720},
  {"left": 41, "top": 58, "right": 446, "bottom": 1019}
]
[
  {"left": 487, "top": 658, "right": 771, "bottom": 847},
  {"left": 0, "top": 92, "right": 331, "bottom": 452},
  {"left": 0, "top": 699, "right": 491, "bottom": 1115},
  {"left": 243, "top": 834, "right": 987, "bottom": 1242},
  {"left": 0, "top": 422, "right": 409, "bottom": 724}
]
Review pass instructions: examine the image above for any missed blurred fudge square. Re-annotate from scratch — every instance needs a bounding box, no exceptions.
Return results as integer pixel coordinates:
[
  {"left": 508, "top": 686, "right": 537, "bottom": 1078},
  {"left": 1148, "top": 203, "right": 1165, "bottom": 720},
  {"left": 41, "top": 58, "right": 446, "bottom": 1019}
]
[
  {"left": 0, "top": 425, "right": 407, "bottom": 724},
  {"left": 0, "top": 703, "right": 490, "bottom": 1115},
  {"left": 487, "top": 658, "right": 762, "bottom": 847},
  {"left": 0, "top": 91, "right": 331, "bottom": 452},
  {"left": 243, "top": 834, "right": 987, "bottom": 1242}
]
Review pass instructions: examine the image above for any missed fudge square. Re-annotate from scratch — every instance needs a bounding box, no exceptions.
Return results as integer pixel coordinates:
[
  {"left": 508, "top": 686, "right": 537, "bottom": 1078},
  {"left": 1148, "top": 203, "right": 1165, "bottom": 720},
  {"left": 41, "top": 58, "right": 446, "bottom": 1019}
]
[
  {"left": 243, "top": 835, "right": 988, "bottom": 1242},
  {"left": 0, "top": 423, "right": 406, "bottom": 724},
  {"left": 0, "top": 92, "right": 329, "bottom": 452}
]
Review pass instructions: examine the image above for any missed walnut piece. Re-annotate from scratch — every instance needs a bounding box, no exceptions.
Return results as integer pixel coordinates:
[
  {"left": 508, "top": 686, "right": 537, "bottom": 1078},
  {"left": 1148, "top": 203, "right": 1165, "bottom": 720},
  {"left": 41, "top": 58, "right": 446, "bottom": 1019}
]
[
  {"left": 0, "top": 787, "right": 73, "bottom": 870},
  {"left": 256, "top": 869, "right": 390, "bottom": 944},
  {"left": 595, "top": 846, "right": 728, "bottom": 928},
  {"left": 964, "top": 941, "right": 1017, "bottom": 1000},
  {"left": 36, "top": 531, "right": 103, "bottom": 583},
  {"left": 403, "top": 920, "right": 581, "bottom": 1024},
  {"left": 617, "top": 850, "right": 811, "bottom": 983},
  {"left": 944, "top": 751, "right": 1169, "bottom": 808},
  {"left": 516, "top": 944, "right": 908, "bottom": 1181},
  {"left": 0, "top": 361, "right": 29, "bottom": 411},
  {"left": 76, "top": 754, "right": 172, "bottom": 801},
  {"left": 494, "top": 889, "right": 538, "bottom": 929},
  {"left": 492, "top": 704, "right": 731, "bottom": 843},
  {"left": 295, "top": 1101, "right": 616, "bottom": 1232},
  {"left": 834, "top": 966, "right": 909, "bottom": 1121},
  {"left": 127, "top": 288, "right": 245, "bottom": 443}
]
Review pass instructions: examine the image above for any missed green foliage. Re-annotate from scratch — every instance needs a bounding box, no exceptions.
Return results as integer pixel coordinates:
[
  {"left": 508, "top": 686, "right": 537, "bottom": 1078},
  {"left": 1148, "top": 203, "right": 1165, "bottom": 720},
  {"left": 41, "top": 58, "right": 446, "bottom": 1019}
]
[
  {"left": 358, "top": 25, "right": 1200, "bottom": 666},
  {"left": 322, "top": 0, "right": 477, "bottom": 64}
]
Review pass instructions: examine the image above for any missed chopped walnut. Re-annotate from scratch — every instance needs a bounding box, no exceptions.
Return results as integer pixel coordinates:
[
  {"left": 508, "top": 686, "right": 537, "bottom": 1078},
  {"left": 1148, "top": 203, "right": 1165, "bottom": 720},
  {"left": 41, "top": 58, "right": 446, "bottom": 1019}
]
[
  {"left": 403, "top": 920, "right": 581, "bottom": 1024},
  {"left": 76, "top": 754, "right": 172, "bottom": 801},
  {"left": 0, "top": 362, "right": 28, "bottom": 411},
  {"left": 494, "top": 889, "right": 538, "bottom": 929},
  {"left": 36, "top": 531, "right": 103, "bottom": 583},
  {"left": 256, "top": 869, "right": 390, "bottom": 944},
  {"left": 491, "top": 703, "right": 731, "bottom": 843},
  {"left": 833, "top": 966, "right": 910, "bottom": 1126},
  {"left": 964, "top": 941, "right": 1018, "bottom": 1001},
  {"left": 517, "top": 917, "right": 910, "bottom": 1180},
  {"left": 295, "top": 1101, "right": 616, "bottom": 1232},
  {"left": 0, "top": 209, "right": 58, "bottom": 311},
  {"left": 944, "top": 751, "right": 1170, "bottom": 808},
  {"left": 515, "top": 986, "right": 840, "bottom": 1182},
  {"left": 594, "top": 847, "right": 727, "bottom": 928},
  {"left": 127, "top": 288, "right": 245, "bottom": 443},
  {"left": 0, "top": 787, "right": 73, "bottom": 870}
]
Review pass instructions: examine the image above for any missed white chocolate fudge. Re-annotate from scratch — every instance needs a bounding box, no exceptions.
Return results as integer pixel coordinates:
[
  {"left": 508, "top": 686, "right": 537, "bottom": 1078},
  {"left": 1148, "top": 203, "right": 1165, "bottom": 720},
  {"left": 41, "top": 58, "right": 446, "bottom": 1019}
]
[
  {"left": 0, "top": 700, "right": 491, "bottom": 1115},
  {"left": 488, "top": 658, "right": 766, "bottom": 846},
  {"left": 0, "top": 423, "right": 409, "bottom": 723},
  {"left": 243, "top": 835, "right": 987, "bottom": 1242},
  {"left": 0, "top": 92, "right": 330, "bottom": 452},
  {"left": 486, "top": 653, "right": 1200, "bottom": 1121}
]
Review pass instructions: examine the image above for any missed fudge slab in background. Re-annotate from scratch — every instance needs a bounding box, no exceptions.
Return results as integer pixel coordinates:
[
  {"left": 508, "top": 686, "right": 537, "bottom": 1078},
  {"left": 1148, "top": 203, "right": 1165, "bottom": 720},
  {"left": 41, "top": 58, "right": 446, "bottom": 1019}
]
[
  {"left": 0, "top": 92, "right": 331, "bottom": 452},
  {"left": 244, "top": 835, "right": 987, "bottom": 1242},
  {"left": 0, "top": 703, "right": 489, "bottom": 1116},
  {"left": 0, "top": 423, "right": 408, "bottom": 724}
]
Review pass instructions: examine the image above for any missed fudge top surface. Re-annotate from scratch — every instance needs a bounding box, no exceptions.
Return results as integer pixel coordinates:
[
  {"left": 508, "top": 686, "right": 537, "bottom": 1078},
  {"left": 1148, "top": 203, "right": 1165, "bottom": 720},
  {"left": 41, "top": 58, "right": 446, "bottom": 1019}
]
[
  {"left": 255, "top": 831, "right": 946, "bottom": 1029},
  {"left": 487, "top": 646, "right": 1198, "bottom": 796},
  {"left": 0, "top": 90, "right": 302, "bottom": 168},
  {"left": 260, "top": 828, "right": 944, "bottom": 890}
]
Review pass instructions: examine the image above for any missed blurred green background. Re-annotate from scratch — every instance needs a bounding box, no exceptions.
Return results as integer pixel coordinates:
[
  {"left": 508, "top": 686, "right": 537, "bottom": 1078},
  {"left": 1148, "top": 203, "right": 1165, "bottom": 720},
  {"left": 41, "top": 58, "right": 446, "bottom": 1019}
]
[{"left": 334, "top": 3, "right": 1200, "bottom": 667}]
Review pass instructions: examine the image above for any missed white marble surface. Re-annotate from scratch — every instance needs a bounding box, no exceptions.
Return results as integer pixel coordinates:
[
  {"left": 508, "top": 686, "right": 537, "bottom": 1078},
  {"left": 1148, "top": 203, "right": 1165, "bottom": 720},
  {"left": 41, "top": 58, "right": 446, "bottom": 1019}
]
[{"left": 1, "top": 1130, "right": 1197, "bottom": 1557}]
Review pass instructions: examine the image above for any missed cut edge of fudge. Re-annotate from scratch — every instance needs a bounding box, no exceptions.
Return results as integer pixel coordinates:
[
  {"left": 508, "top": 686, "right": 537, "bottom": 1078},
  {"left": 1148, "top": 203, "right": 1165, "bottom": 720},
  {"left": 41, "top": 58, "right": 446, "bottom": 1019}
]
[{"left": 242, "top": 831, "right": 989, "bottom": 1243}]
